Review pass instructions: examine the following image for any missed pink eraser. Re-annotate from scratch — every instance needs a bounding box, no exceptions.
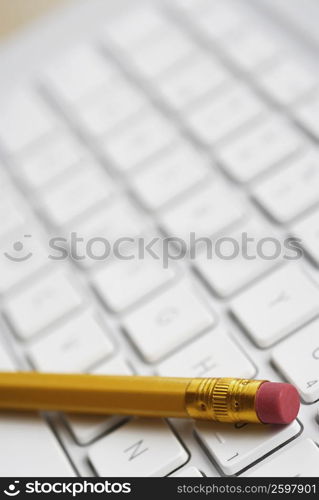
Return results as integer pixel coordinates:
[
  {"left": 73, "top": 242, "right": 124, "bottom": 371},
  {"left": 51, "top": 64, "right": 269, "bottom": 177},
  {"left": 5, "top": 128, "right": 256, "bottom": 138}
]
[{"left": 255, "top": 382, "right": 300, "bottom": 424}]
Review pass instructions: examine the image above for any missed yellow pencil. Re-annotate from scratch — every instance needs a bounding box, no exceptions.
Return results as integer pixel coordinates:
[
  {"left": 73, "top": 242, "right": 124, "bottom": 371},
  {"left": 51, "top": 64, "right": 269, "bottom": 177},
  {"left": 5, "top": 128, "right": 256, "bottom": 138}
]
[{"left": 0, "top": 372, "right": 300, "bottom": 424}]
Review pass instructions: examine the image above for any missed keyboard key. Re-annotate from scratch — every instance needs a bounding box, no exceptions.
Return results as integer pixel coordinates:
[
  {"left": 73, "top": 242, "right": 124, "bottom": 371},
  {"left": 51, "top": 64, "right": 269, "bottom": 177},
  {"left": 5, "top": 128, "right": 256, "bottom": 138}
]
[
  {"left": 0, "top": 90, "right": 57, "bottom": 154},
  {"left": 158, "top": 52, "right": 229, "bottom": 111},
  {"left": 194, "top": 217, "right": 280, "bottom": 297},
  {"left": 28, "top": 310, "right": 114, "bottom": 373},
  {"left": 295, "top": 89, "right": 319, "bottom": 138},
  {"left": 103, "top": 108, "right": 177, "bottom": 172},
  {"left": 70, "top": 197, "right": 145, "bottom": 267},
  {"left": 122, "top": 281, "right": 216, "bottom": 363},
  {"left": 44, "top": 44, "right": 114, "bottom": 104},
  {"left": 18, "top": 129, "right": 86, "bottom": 189},
  {"left": 157, "top": 328, "right": 255, "bottom": 378},
  {"left": 92, "top": 250, "right": 176, "bottom": 313},
  {"left": 104, "top": 6, "right": 166, "bottom": 51},
  {"left": 231, "top": 266, "right": 319, "bottom": 348},
  {"left": 65, "top": 355, "right": 133, "bottom": 445},
  {"left": 194, "top": 1, "right": 244, "bottom": 41},
  {"left": 0, "top": 412, "right": 75, "bottom": 476},
  {"left": 244, "top": 439, "right": 319, "bottom": 477},
  {"left": 4, "top": 270, "right": 84, "bottom": 340},
  {"left": 217, "top": 116, "right": 303, "bottom": 183},
  {"left": 40, "top": 162, "right": 114, "bottom": 227},
  {"left": 0, "top": 187, "right": 29, "bottom": 239},
  {"left": 0, "top": 230, "right": 48, "bottom": 294},
  {"left": 172, "top": 466, "right": 204, "bottom": 477},
  {"left": 196, "top": 419, "right": 300, "bottom": 475},
  {"left": 253, "top": 149, "right": 319, "bottom": 222},
  {"left": 221, "top": 26, "right": 280, "bottom": 72},
  {"left": 291, "top": 206, "right": 319, "bottom": 266},
  {"left": 75, "top": 78, "right": 145, "bottom": 137},
  {"left": 259, "top": 59, "right": 318, "bottom": 106},
  {"left": 131, "top": 140, "right": 210, "bottom": 210},
  {"left": 160, "top": 179, "right": 246, "bottom": 245},
  {"left": 0, "top": 342, "right": 15, "bottom": 370},
  {"left": 272, "top": 319, "right": 319, "bottom": 403},
  {"left": 131, "top": 27, "right": 195, "bottom": 79},
  {"left": 89, "top": 418, "right": 188, "bottom": 477},
  {"left": 186, "top": 85, "right": 264, "bottom": 145}
]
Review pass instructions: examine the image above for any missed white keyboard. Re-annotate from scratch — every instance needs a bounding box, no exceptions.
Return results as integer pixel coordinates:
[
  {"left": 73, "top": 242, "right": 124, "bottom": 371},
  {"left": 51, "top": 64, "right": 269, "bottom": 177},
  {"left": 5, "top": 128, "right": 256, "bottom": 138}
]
[{"left": 0, "top": 0, "right": 319, "bottom": 477}]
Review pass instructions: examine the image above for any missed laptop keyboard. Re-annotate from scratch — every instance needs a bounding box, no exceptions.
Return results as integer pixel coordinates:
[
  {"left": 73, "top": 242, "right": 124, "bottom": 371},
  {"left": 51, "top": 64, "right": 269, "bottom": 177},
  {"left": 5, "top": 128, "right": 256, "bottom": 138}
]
[{"left": 0, "top": 0, "right": 319, "bottom": 477}]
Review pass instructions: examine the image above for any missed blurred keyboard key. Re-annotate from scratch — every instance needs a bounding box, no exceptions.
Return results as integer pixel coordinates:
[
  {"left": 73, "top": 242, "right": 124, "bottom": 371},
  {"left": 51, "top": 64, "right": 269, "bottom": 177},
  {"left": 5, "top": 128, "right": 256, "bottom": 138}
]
[
  {"left": 295, "top": 89, "right": 319, "bottom": 138},
  {"left": 65, "top": 355, "right": 133, "bottom": 445},
  {"left": 28, "top": 310, "right": 113, "bottom": 373},
  {"left": 0, "top": 187, "right": 29, "bottom": 240},
  {"left": 186, "top": 85, "right": 264, "bottom": 145},
  {"left": 18, "top": 129, "right": 86, "bottom": 190},
  {"left": 89, "top": 418, "right": 188, "bottom": 477},
  {"left": 196, "top": 419, "right": 300, "bottom": 475},
  {"left": 0, "top": 413, "right": 75, "bottom": 476},
  {"left": 218, "top": 116, "right": 303, "bottom": 183},
  {"left": 272, "top": 319, "right": 319, "bottom": 403},
  {"left": 157, "top": 328, "right": 255, "bottom": 378},
  {"left": 172, "top": 466, "right": 204, "bottom": 477},
  {"left": 194, "top": 1, "right": 244, "bottom": 41},
  {"left": 259, "top": 59, "right": 318, "bottom": 106},
  {"left": 231, "top": 266, "right": 319, "bottom": 348},
  {"left": 40, "top": 162, "right": 114, "bottom": 227},
  {"left": 160, "top": 179, "right": 245, "bottom": 244},
  {"left": 0, "top": 90, "right": 57, "bottom": 154},
  {"left": 122, "top": 281, "right": 215, "bottom": 363},
  {"left": 0, "top": 342, "right": 15, "bottom": 370},
  {"left": 103, "top": 109, "right": 177, "bottom": 172},
  {"left": 244, "top": 439, "right": 319, "bottom": 477},
  {"left": 44, "top": 44, "right": 114, "bottom": 104},
  {"left": 291, "top": 206, "right": 319, "bottom": 266},
  {"left": 253, "top": 149, "right": 319, "bottom": 222},
  {"left": 4, "top": 270, "right": 84, "bottom": 340},
  {"left": 131, "top": 140, "right": 210, "bottom": 210},
  {"left": 158, "top": 52, "right": 229, "bottom": 111}
]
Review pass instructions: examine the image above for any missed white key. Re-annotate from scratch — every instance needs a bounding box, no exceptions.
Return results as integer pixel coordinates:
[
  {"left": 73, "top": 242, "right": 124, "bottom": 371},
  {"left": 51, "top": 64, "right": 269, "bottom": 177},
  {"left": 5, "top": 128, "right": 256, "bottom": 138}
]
[
  {"left": 253, "top": 149, "right": 319, "bottom": 222},
  {"left": 0, "top": 230, "right": 48, "bottom": 294},
  {"left": 158, "top": 52, "right": 229, "bottom": 111},
  {"left": 195, "top": 1, "right": 244, "bottom": 41},
  {"left": 40, "top": 162, "right": 114, "bottom": 227},
  {"left": 0, "top": 90, "right": 57, "bottom": 154},
  {"left": 103, "top": 109, "right": 177, "bottom": 172},
  {"left": 65, "top": 355, "right": 133, "bottom": 445},
  {"left": 157, "top": 328, "right": 255, "bottom": 378},
  {"left": 4, "top": 270, "right": 84, "bottom": 340},
  {"left": 196, "top": 420, "right": 300, "bottom": 475},
  {"left": 172, "top": 466, "right": 204, "bottom": 477},
  {"left": 231, "top": 265, "right": 319, "bottom": 348},
  {"left": 0, "top": 412, "right": 75, "bottom": 476},
  {"left": 104, "top": 7, "right": 166, "bottom": 51},
  {"left": 295, "top": 89, "right": 319, "bottom": 138},
  {"left": 291, "top": 206, "right": 319, "bottom": 266},
  {"left": 18, "top": 129, "right": 86, "bottom": 189},
  {"left": 75, "top": 78, "right": 145, "bottom": 137},
  {"left": 217, "top": 116, "right": 303, "bottom": 183},
  {"left": 0, "top": 342, "right": 15, "bottom": 370},
  {"left": 131, "top": 140, "right": 210, "bottom": 210},
  {"left": 0, "top": 187, "right": 28, "bottom": 239},
  {"left": 259, "top": 59, "right": 318, "bottom": 106},
  {"left": 272, "top": 319, "right": 319, "bottom": 403},
  {"left": 244, "top": 439, "right": 319, "bottom": 477},
  {"left": 70, "top": 197, "right": 145, "bottom": 267},
  {"left": 131, "top": 27, "right": 195, "bottom": 79},
  {"left": 160, "top": 179, "right": 246, "bottom": 245},
  {"left": 44, "top": 44, "right": 114, "bottom": 104},
  {"left": 92, "top": 251, "right": 176, "bottom": 313},
  {"left": 194, "top": 217, "right": 281, "bottom": 297},
  {"left": 122, "top": 281, "right": 216, "bottom": 363},
  {"left": 222, "top": 27, "right": 279, "bottom": 72},
  {"left": 89, "top": 418, "right": 188, "bottom": 477},
  {"left": 186, "top": 85, "right": 264, "bottom": 145},
  {"left": 28, "top": 310, "right": 114, "bottom": 373}
]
